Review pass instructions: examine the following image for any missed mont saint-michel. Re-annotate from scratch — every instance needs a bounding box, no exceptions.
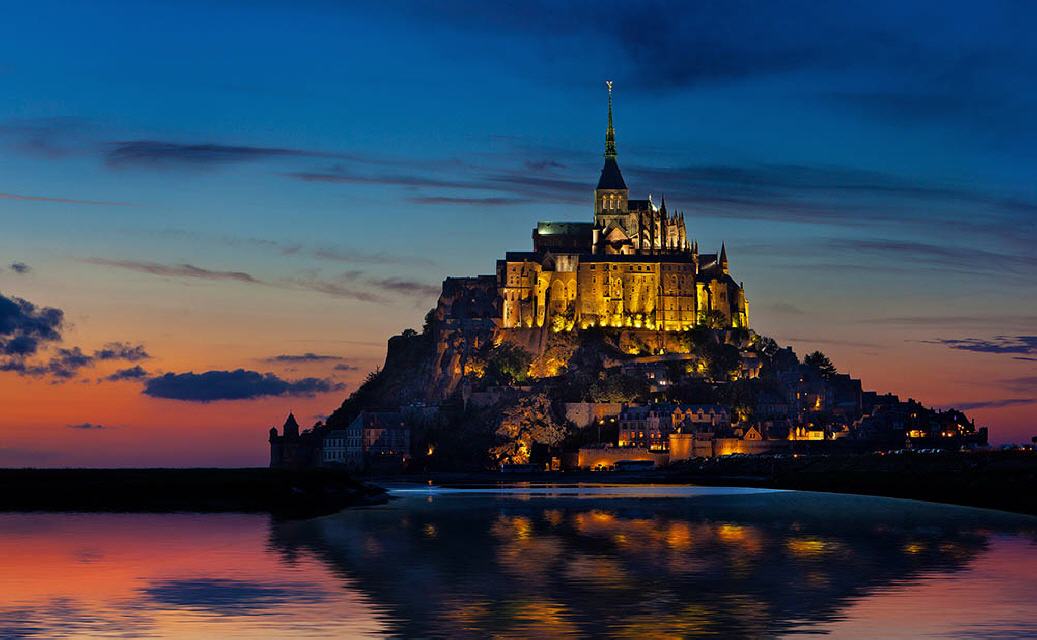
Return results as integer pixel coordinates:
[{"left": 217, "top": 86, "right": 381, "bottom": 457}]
[{"left": 269, "top": 86, "right": 988, "bottom": 475}]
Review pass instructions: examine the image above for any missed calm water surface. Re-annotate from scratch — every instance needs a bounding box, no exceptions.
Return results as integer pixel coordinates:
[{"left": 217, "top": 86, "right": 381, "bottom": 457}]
[{"left": 1, "top": 486, "right": 1035, "bottom": 639}]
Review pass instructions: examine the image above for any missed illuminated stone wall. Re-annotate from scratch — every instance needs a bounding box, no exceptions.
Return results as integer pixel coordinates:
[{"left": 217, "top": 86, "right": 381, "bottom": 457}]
[{"left": 576, "top": 446, "right": 669, "bottom": 469}]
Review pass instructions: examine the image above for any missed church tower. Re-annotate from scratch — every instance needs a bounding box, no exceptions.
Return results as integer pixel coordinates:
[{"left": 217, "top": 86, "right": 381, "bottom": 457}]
[{"left": 594, "top": 81, "right": 629, "bottom": 228}]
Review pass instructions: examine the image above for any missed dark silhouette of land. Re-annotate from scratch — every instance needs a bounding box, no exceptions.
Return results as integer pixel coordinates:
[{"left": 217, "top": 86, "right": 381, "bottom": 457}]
[
  {"left": 2, "top": 451, "right": 1033, "bottom": 517},
  {"left": 0, "top": 468, "right": 385, "bottom": 518}
]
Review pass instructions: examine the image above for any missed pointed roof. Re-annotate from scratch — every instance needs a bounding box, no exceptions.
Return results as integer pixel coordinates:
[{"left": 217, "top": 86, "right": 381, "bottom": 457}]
[
  {"left": 720, "top": 242, "right": 728, "bottom": 263},
  {"left": 283, "top": 412, "right": 299, "bottom": 430},
  {"left": 596, "top": 81, "right": 627, "bottom": 190},
  {"left": 597, "top": 156, "right": 627, "bottom": 190}
]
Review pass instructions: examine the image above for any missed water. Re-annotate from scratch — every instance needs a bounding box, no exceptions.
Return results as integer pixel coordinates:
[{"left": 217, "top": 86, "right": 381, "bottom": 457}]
[{"left": 1, "top": 485, "right": 1035, "bottom": 639}]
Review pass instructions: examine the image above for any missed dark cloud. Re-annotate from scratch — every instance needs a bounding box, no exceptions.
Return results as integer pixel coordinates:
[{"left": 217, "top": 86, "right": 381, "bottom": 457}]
[
  {"left": 333, "top": 363, "right": 359, "bottom": 372},
  {"left": 924, "top": 336, "right": 1037, "bottom": 359},
  {"left": 263, "top": 353, "right": 342, "bottom": 363},
  {"left": 94, "top": 342, "right": 150, "bottom": 361},
  {"left": 0, "top": 292, "right": 64, "bottom": 358},
  {"left": 398, "top": 0, "right": 1037, "bottom": 152},
  {"left": 105, "top": 365, "right": 149, "bottom": 381},
  {"left": 0, "top": 191, "right": 128, "bottom": 206},
  {"left": 9, "top": 262, "right": 30, "bottom": 274},
  {"left": 45, "top": 347, "right": 94, "bottom": 380},
  {"left": 104, "top": 140, "right": 338, "bottom": 170},
  {"left": 66, "top": 422, "right": 106, "bottom": 430},
  {"left": 84, "top": 258, "right": 259, "bottom": 283},
  {"left": 141, "top": 578, "right": 326, "bottom": 615},
  {"left": 143, "top": 369, "right": 344, "bottom": 402},
  {"left": 950, "top": 398, "right": 1036, "bottom": 410}
]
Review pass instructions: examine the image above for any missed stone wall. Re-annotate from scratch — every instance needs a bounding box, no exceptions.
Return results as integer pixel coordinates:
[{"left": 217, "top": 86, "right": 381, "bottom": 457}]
[
  {"left": 576, "top": 446, "right": 669, "bottom": 469},
  {"left": 563, "top": 402, "right": 625, "bottom": 428}
]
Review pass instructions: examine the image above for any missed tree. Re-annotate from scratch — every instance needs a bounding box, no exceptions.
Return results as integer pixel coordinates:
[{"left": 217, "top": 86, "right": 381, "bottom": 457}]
[
  {"left": 588, "top": 370, "right": 649, "bottom": 402},
  {"left": 702, "top": 309, "right": 728, "bottom": 330},
  {"left": 708, "top": 343, "right": 742, "bottom": 381},
  {"left": 804, "top": 351, "right": 837, "bottom": 378},
  {"left": 421, "top": 308, "right": 436, "bottom": 336},
  {"left": 490, "top": 394, "right": 570, "bottom": 465},
  {"left": 485, "top": 342, "right": 533, "bottom": 385}
]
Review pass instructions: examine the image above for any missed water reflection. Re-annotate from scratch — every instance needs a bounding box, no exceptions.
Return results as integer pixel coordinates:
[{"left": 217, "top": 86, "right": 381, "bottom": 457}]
[
  {"left": 0, "top": 512, "right": 391, "bottom": 638},
  {"left": 0, "top": 489, "right": 1034, "bottom": 639},
  {"left": 271, "top": 488, "right": 1037, "bottom": 639}
]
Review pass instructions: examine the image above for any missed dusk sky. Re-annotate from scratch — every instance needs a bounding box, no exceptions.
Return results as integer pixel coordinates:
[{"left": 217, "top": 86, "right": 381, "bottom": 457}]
[{"left": 1, "top": 0, "right": 1034, "bottom": 466}]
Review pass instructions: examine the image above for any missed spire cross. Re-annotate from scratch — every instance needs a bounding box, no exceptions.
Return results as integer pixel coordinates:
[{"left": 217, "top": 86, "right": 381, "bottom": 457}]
[{"left": 604, "top": 80, "right": 617, "bottom": 159}]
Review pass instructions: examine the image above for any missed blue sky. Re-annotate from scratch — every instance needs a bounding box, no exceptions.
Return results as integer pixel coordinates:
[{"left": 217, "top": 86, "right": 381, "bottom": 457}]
[{"left": 0, "top": 0, "right": 1034, "bottom": 463}]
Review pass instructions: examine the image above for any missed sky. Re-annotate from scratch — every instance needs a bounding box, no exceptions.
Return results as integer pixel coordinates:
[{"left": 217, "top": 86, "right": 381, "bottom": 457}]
[{"left": 0, "top": 0, "right": 1034, "bottom": 466}]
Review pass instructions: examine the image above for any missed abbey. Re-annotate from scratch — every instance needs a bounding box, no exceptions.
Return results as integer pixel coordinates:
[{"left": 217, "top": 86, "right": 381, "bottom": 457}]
[{"left": 496, "top": 83, "right": 749, "bottom": 332}]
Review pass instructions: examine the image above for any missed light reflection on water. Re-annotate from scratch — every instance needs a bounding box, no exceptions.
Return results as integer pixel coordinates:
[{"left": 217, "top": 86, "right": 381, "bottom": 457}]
[{"left": 1, "top": 487, "right": 1036, "bottom": 639}]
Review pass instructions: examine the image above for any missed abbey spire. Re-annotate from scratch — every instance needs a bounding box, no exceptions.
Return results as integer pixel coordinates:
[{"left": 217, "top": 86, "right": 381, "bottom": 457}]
[
  {"left": 595, "top": 80, "right": 628, "bottom": 221},
  {"left": 605, "top": 80, "right": 617, "bottom": 159}
]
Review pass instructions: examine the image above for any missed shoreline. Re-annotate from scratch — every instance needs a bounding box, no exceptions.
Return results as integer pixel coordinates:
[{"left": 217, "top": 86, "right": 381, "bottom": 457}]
[
  {"left": 2, "top": 451, "right": 1033, "bottom": 518},
  {"left": 368, "top": 450, "right": 1037, "bottom": 517},
  {"left": 0, "top": 468, "right": 386, "bottom": 519}
]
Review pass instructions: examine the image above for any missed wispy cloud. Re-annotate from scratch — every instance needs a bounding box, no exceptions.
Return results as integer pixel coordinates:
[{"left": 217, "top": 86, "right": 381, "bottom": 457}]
[
  {"left": 825, "top": 238, "right": 1036, "bottom": 279},
  {"left": 868, "top": 314, "right": 1037, "bottom": 329},
  {"left": 0, "top": 192, "right": 128, "bottom": 206},
  {"left": 262, "top": 353, "right": 343, "bottom": 363},
  {"left": 408, "top": 196, "right": 529, "bottom": 206},
  {"left": 0, "top": 116, "right": 92, "bottom": 158},
  {"left": 82, "top": 258, "right": 259, "bottom": 283},
  {"left": 368, "top": 277, "right": 441, "bottom": 298},
  {"left": 66, "top": 422, "right": 106, "bottom": 430},
  {"left": 83, "top": 256, "right": 439, "bottom": 304},
  {"left": 778, "top": 335, "right": 882, "bottom": 350},
  {"left": 923, "top": 335, "right": 1037, "bottom": 359},
  {"left": 104, "top": 140, "right": 340, "bottom": 170},
  {"left": 949, "top": 398, "right": 1036, "bottom": 410},
  {"left": 9, "top": 262, "right": 30, "bottom": 274},
  {"left": 766, "top": 302, "right": 805, "bottom": 315}
]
